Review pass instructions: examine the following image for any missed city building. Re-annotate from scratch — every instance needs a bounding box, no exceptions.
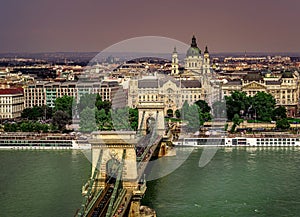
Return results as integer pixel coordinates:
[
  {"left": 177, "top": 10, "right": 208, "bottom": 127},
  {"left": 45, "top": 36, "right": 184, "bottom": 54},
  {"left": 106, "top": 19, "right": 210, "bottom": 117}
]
[
  {"left": 171, "top": 35, "right": 211, "bottom": 76},
  {"left": 221, "top": 71, "right": 300, "bottom": 116},
  {"left": 0, "top": 88, "right": 24, "bottom": 119},
  {"left": 128, "top": 36, "right": 216, "bottom": 115},
  {"left": 128, "top": 76, "right": 203, "bottom": 115},
  {"left": 24, "top": 80, "right": 126, "bottom": 109}
]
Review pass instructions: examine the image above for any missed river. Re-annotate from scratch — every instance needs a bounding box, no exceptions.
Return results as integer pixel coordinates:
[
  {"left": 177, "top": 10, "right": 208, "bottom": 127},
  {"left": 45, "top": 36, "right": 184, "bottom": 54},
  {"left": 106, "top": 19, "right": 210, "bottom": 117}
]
[{"left": 1, "top": 147, "right": 300, "bottom": 217}]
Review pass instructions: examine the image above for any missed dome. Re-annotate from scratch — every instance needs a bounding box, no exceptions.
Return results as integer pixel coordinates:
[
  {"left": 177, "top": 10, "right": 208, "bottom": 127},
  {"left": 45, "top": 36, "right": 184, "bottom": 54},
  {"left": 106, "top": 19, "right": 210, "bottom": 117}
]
[
  {"left": 186, "top": 47, "right": 201, "bottom": 57},
  {"left": 186, "top": 35, "right": 201, "bottom": 57}
]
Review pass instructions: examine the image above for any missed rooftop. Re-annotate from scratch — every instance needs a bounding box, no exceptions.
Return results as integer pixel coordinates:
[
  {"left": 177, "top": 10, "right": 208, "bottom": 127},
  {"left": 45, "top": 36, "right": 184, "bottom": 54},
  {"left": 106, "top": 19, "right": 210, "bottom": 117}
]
[{"left": 0, "top": 88, "right": 23, "bottom": 95}]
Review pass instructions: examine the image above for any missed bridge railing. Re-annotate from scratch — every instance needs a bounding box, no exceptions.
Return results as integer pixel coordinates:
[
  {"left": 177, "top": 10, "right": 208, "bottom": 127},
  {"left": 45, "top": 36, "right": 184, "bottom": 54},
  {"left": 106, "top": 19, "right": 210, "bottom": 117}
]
[
  {"left": 105, "top": 149, "right": 127, "bottom": 217},
  {"left": 77, "top": 149, "right": 103, "bottom": 216}
]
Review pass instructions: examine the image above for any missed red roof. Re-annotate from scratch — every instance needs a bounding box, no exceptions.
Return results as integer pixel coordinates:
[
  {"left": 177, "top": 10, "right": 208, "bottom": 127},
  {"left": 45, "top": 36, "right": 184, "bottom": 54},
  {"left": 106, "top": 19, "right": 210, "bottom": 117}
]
[{"left": 0, "top": 88, "right": 23, "bottom": 95}]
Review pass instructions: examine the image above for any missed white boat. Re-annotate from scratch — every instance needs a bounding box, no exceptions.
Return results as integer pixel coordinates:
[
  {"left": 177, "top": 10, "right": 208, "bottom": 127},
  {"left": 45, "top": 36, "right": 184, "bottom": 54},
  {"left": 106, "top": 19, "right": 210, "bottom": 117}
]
[
  {"left": 173, "top": 137, "right": 225, "bottom": 147},
  {"left": 173, "top": 136, "right": 300, "bottom": 147},
  {"left": 0, "top": 133, "right": 91, "bottom": 150}
]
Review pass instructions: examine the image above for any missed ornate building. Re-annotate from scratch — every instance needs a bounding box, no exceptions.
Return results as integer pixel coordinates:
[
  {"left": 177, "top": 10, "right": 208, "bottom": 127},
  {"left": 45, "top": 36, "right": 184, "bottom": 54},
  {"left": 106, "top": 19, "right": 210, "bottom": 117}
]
[
  {"left": 128, "top": 36, "right": 215, "bottom": 115},
  {"left": 172, "top": 35, "right": 211, "bottom": 75},
  {"left": 0, "top": 88, "right": 24, "bottom": 119},
  {"left": 221, "top": 71, "right": 300, "bottom": 116},
  {"left": 128, "top": 76, "right": 203, "bottom": 115}
]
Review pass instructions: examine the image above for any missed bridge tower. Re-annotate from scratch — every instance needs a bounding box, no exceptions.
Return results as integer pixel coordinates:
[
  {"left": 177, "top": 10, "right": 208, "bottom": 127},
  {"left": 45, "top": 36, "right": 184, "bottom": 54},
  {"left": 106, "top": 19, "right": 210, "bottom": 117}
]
[
  {"left": 137, "top": 101, "right": 165, "bottom": 136},
  {"left": 89, "top": 131, "right": 138, "bottom": 191}
]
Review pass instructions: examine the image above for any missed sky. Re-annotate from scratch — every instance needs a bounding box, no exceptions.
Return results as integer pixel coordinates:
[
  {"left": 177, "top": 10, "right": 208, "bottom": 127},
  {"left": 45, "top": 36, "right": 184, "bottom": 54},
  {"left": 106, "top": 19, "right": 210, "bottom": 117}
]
[{"left": 0, "top": 0, "right": 299, "bottom": 53}]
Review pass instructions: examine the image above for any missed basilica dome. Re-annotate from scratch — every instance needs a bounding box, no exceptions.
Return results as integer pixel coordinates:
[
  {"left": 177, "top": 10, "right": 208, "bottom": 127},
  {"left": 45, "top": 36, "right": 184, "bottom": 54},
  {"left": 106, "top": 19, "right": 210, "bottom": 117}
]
[{"left": 186, "top": 35, "right": 201, "bottom": 57}]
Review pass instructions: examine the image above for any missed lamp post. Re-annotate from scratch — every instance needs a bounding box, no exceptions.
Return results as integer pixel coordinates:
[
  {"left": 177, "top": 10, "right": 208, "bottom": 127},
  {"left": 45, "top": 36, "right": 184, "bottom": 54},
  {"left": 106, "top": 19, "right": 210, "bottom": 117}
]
[{"left": 248, "top": 105, "right": 257, "bottom": 131}]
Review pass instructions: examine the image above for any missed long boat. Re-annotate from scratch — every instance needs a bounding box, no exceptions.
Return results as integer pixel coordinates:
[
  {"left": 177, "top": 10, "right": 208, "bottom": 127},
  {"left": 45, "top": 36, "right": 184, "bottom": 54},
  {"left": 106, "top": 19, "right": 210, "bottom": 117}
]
[
  {"left": 173, "top": 136, "right": 300, "bottom": 147},
  {"left": 0, "top": 133, "right": 91, "bottom": 150}
]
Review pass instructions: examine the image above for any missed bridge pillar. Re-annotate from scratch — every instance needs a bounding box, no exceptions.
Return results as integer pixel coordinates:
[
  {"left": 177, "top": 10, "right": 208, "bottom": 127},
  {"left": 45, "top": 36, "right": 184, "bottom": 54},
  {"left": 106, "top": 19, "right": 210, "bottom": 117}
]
[
  {"left": 137, "top": 102, "right": 165, "bottom": 136},
  {"left": 89, "top": 131, "right": 139, "bottom": 191}
]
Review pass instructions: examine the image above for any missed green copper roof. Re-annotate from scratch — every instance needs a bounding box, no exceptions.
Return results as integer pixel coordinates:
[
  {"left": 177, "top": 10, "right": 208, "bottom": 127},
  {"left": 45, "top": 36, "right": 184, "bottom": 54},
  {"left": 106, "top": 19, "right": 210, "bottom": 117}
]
[{"left": 186, "top": 36, "right": 201, "bottom": 57}]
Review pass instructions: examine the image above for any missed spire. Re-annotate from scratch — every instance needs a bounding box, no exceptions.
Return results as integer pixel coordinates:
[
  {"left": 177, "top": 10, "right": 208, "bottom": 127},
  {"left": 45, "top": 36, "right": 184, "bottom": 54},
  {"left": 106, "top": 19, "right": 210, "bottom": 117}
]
[
  {"left": 191, "top": 35, "right": 197, "bottom": 48},
  {"left": 204, "top": 46, "right": 209, "bottom": 54},
  {"left": 173, "top": 46, "right": 177, "bottom": 53}
]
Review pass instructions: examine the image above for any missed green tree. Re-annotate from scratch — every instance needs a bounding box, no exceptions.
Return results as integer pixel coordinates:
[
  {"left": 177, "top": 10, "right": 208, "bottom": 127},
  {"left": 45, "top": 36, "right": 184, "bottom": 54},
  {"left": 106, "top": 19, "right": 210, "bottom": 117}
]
[
  {"left": 95, "top": 109, "right": 112, "bottom": 130},
  {"left": 4, "top": 123, "right": 18, "bottom": 132},
  {"left": 129, "top": 108, "right": 139, "bottom": 131},
  {"left": 276, "top": 118, "right": 290, "bottom": 130},
  {"left": 95, "top": 94, "right": 111, "bottom": 114},
  {"left": 79, "top": 107, "right": 98, "bottom": 132},
  {"left": 230, "top": 114, "right": 243, "bottom": 133},
  {"left": 252, "top": 92, "right": 276, "bottom": 122},
  {"left": 20, "top": 121, "right": 34, "bottom": 132},
  {"left": 225, "top": 91, "right": 250, "bottom": 120},
  {"left": 78, "top": 94, "right": 97, "bottom": 114},
  {"left": 52, "top": 110, "right": 70, "bottom": 131},
  {"left": 195, "top": 100, "right": 211, "bottom": 113},
  {"left": 272, "top": 106, "right": 287, "bottom": 121},
  {"left": 111, "top": 107, "right": 131, "bottom": 130},
  {"left": 21, "top": 106, "right": 43, "bottom": 120},
  {"left": 181, "top": 102, "right": 201, "bottom": 132},
  {"left": 54, "top": 95, "right": 74, "bottom": 118}
]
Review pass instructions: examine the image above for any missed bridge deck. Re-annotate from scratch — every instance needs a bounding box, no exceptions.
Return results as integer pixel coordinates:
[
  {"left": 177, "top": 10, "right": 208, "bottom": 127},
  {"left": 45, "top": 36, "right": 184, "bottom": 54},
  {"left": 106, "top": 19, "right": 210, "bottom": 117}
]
[
  {"left": 82, "top": 132, "right": 164, "bottom": 217},
  {"left": 87, "top": 186, "right": 114, "bottom": 217}
]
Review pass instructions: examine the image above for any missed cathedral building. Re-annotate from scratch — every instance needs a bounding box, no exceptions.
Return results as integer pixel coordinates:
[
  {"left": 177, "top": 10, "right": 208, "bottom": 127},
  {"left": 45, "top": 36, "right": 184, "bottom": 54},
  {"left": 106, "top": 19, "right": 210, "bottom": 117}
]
[
  {"left": 128, "top": 36, "right": 214, "bottom": 115},
  {"left": 171, "top": 35, "right": 211, "bottom": 76}
]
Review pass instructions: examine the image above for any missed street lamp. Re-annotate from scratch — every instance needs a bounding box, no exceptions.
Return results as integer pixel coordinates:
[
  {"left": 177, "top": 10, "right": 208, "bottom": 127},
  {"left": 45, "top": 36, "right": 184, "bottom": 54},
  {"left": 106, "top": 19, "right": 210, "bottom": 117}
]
[{"left": 248, "top": 105, "right": 257, "bottom": 130}]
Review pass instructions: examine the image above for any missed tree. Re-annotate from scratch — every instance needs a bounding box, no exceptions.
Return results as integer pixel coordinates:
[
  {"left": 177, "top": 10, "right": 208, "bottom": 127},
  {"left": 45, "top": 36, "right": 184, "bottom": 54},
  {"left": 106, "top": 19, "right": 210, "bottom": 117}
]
[
  {"left": 4, "top": 123, "right": 18, "bottom": 132},
  {"left": 225, "top": 91, "right": 250, "bottom": 120},
  {"left": 230, "top": 114, "right": 243, "bottom": 133},
  {"left": 52, "top": 110, "right": 70, "bottom": 131},
  {"left": 181, "top": 102, "right": 201, "bottom": 132},
  {"left": 95, "top": 109, "right": 112, "bottom": 130},
  {"left": 129, "top": 108, "right": 138, "bottom": 131},
  {"left": 252, "top": 92, "right": 276, "bottom": 122},
  {"left": 95, "top": 94, "right": 111, "bottom": 114},
  {"left": 79, "top": 107, "right": 98, "bottom": 132},
  {"left": 54, "top": 95, "right": 74, "bottom": 118},
  {"left": 20, "top": 121, "right": 34, "bottom": 132},
  {"left": 77, "top": 94, "right": 97, "bottom": 114},
  {"left": 111, "top": 107, "right": 131, "bottom": 130},
  {"left": 272, "top": 106, "right": 287, "bottom": 121},
  {"left": 195, "top": 100, "right": 211, "bottom": 113},
  {"left": 276, "top": 118, "right": 290, "bottom": 130},
  {"left": 21, "top": 106, "right": 43, "bottom": 120}
]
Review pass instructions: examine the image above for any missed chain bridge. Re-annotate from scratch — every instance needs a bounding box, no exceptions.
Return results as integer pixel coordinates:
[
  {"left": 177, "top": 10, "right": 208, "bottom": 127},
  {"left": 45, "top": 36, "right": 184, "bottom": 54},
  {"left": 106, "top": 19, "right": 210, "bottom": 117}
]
[{"left": 75, "top": 102, "right": 174, "bottom": 217}]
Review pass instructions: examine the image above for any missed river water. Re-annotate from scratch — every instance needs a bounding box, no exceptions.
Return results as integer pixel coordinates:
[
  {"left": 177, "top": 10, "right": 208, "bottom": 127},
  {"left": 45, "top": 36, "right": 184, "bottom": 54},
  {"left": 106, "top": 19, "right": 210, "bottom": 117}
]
[{"left": 1, "top": 148, "right": 300, "bottom": 217}]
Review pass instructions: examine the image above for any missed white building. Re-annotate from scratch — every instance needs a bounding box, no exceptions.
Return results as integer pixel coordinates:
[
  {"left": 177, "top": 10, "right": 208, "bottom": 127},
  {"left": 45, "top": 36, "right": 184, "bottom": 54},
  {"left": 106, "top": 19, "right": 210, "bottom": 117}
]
[
  {"left": 0, "top": 88, "right": 24, "bottom": 119},
  {"left": 171, "top": 35, "right": 211, "bottom": 75}
]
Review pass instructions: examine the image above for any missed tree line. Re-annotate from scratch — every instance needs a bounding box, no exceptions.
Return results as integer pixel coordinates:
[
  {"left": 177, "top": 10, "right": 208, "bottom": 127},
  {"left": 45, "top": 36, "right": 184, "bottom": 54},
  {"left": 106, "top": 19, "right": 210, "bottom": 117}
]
[
  {"left": 212, "top": 91, "right": 290, "bottom": 132},
  {"left": 2, "top": 90, "right": 291, "bottom": 133}
]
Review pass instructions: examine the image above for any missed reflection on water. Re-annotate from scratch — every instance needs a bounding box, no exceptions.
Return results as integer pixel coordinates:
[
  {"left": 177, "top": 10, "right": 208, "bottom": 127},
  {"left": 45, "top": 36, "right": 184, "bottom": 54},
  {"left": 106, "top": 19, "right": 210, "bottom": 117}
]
[
  {"left": 143, "top": 147, "right": 300, "bottom": 217},
  {"left": 0, "top": 150, "right": 90, "bottom": 217}
]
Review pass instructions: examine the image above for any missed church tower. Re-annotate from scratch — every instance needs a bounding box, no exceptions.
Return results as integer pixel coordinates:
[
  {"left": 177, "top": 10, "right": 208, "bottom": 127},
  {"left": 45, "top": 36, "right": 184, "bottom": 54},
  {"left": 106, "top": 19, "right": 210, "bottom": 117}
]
[
  {"left": 203, "top": 46, "right": 210, "bottom": 74},
  {"left": 185, "top": 35, "right": 202, "bottom": 72},
  {"left": 171, "top": 47, "right": 179, "bottom": 74}
]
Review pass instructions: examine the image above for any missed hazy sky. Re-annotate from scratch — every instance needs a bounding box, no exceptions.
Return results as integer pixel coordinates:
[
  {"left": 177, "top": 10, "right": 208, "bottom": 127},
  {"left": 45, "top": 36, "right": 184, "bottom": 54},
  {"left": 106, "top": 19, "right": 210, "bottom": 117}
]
[{"left": 0, "top": 0, "right": 299, "bottom": 53}]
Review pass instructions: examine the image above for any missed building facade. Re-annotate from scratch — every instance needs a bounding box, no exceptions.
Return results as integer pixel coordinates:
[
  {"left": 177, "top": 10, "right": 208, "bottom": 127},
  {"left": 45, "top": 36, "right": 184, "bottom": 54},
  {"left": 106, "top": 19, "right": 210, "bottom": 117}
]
[
  {"left": 24, "top": 80, "right": 125, "bottom": 108},
  {"left": 128, "top": 76, "right": 203, "bottom": 114},
  {"left": 0, "top": 88, "right": 24, "bottom": 119},
  {"left": 221, "top": 71, "right": 300, "bottom": 116},
  {"left": 128, "top": 36, "right": 214, "bottom": 115}
]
